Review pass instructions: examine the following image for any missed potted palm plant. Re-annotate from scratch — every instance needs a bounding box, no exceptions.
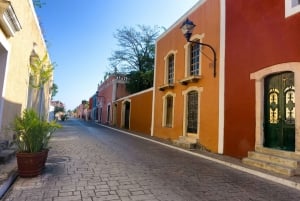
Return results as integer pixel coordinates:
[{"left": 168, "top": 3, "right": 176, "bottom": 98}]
[{"left": 12, "top": 109, "right": 61, "bottom": 177}]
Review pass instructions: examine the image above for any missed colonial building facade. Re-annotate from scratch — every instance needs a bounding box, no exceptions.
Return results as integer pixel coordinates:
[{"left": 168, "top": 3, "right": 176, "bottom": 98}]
[
  {"left": 152, "top": 0, "right": 222, "bottom": 153},
  {"left": 0, "top": 0, "right": 51, "bottom": 142},
  {"left": 96, "top": 74, "right": 129, "bottom": 125},
  {"left": 151, "top": 0, "right": 300, "bottom": 175}
]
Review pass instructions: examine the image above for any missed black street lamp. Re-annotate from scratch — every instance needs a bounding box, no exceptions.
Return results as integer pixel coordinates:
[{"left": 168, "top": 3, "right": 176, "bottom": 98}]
[{"left": 180, "top": 18, "right": 217, "bottom": 77}]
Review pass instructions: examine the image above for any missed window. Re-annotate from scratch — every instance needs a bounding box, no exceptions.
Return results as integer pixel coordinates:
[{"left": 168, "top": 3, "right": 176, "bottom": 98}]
[
  {"left": 107, "top": 104, "right": 111, "bottom": 123},
  {"left": 162, "top": 93, "right": 175, "bottom": 127},
  {"left": 165, "top": 95, "right": 173, "bottom": 127},
  {"left": 187, "top": 90, "right": 198, "bottom": 133},
  {"left": 285, "top": 0, "right": 300, "bottom": 17},
  {"left": 168, "top": 54, "right": 174, "bottom": 84},
  {"left": 190, "top": 41, "right": 200, "bottom": 76},
  {"left": 292, "top": 0, "right": 300, "bottom": 7}
]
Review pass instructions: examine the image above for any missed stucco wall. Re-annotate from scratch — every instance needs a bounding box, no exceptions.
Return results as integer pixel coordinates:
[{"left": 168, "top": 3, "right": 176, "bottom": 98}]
[
  {"left": 0, "top": 0, "right": 50, "bottom": 140},
  {"left": 115, "top": 88, "right": 153, "bottom": 135},
  {"left": 224, "top": 0, "right": 300, "bottom": 158},
  {"left": 152, "top": 0, "right": 220, "bottom": 152}
]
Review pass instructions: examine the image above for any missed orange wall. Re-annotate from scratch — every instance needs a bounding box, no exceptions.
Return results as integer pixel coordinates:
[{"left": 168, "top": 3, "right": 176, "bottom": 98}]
[
  {"left": 153, "top": 0, "right": 220, "bottom": 152},
  {"left": 115, "top": 89, "right": 153, "bottom": 135}
]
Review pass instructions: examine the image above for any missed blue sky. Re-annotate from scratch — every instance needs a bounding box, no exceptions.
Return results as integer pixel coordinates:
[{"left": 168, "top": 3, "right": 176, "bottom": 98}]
[{"left": 35, "top": 0, "right": 199, "bottom": 110}]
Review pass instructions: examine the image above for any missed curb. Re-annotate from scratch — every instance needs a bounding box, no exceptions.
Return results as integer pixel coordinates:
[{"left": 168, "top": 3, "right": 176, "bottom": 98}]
[
  {"left": 99, "top": 124, "right": 300, "bottom": 191},
  {"left": 0, "top": 170, "right": 18, "bottom": 200}
]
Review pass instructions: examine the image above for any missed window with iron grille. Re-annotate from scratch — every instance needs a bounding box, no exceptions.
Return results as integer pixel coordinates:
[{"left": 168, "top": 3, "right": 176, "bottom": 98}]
[
  {"left": 165, "top": 95, "right": 173, "bottom": 127},
  {"left": 190, "top": 41, "right": 200, "bottom": 76},
  {"left": 187, "top": 90, "right": 198, "bottom": 133},
  {"left": 168, "top": 54, "right": 174, "bottom": 84}
]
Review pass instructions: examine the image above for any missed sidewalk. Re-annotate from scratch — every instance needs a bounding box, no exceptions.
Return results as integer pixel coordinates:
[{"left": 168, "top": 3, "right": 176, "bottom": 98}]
[
  {"left": 1, "top": 122, "right": 300, "bottom": 199},
  {"left": 0, "top": 157, "right": 18, "bottom": 199}
]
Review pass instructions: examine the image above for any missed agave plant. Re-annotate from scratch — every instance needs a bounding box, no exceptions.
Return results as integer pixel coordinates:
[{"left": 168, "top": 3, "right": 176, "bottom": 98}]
[{"left": 13, "top": 109, "right": 61, "bottom": 153}]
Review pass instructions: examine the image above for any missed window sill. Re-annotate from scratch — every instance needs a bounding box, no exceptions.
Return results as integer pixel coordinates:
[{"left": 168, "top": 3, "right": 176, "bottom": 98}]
[
  {"left": 158, "top": 83, "right": 174, "bottom": 91},
  {"left": 179, "top": 75, "right": 201, "bottom": 85}
]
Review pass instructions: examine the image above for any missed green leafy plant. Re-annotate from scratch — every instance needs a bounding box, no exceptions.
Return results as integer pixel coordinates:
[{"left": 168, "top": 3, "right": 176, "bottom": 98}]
[{"left": 12, "top": 109, "right": 61, "bottom": 153}]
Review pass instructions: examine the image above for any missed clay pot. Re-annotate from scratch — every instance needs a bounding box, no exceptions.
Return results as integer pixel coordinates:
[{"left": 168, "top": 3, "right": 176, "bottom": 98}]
[{"left": 16, "top": 149, "right": 48, "bottom": 177}]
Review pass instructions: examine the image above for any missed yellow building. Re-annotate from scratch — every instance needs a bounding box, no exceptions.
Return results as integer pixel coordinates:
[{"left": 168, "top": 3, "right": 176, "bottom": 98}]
[
  {"left": 152, "top": 0, "right": 221, "bottom": 153},
  {"left": 0, "top": 0, "right": 52, "bottom": 142}
]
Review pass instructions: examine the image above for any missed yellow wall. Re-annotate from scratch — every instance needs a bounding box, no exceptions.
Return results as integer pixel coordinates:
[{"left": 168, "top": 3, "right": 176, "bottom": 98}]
[
  {"left": 152, "top": 0, "right": 220, "bottom": 152},
  {"left": 0, "top": 0, "right": 50, "bottom": 140}
]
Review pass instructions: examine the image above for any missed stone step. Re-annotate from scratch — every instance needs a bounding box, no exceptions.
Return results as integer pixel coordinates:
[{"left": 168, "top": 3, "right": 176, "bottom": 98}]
[
  {"left": 0, "top": 150, "right": 16, "bottom": 164},
  {"left": 242, "top": 146, "right": 300, "bottom": 176},
  {"left": 173, "top": 136, "right": 197, "bottom": 149},
  {"left": 0, "top": 141, "right": 9, "bottom": 152},
  {"left": 242, "top": 157, "right": 296, "bottom": 176},
  {"left": 248, "top": 151, "right": 300, "bottom": 169},
  {"left": 255, "top": 146, "right": 300, "bottom": 160},
  {"left": 173, "top": 140, "right": 196, "bottom": 149},
  {"left": 178, "top": 136, "right": 197, "bottom": 144}
]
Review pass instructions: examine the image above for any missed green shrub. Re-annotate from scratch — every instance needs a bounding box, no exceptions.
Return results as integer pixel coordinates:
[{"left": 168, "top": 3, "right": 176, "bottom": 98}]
[{"left": 13, "top": 109, "right": 61, "bottom": 153}]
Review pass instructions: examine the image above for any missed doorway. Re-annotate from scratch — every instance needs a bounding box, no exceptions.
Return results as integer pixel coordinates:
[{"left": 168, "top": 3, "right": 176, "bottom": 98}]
[
  {"left": 264, "top": 71, "right": 295, "bottom": 151},
  {"left": 124, "top": 101, "right": 130, "bottom": 129}
]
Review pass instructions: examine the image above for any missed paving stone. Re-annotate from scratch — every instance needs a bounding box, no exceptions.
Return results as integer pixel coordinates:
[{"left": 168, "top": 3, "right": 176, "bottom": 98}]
[{"left": 2, "top": 119, "right": 300, "bottom": 201}]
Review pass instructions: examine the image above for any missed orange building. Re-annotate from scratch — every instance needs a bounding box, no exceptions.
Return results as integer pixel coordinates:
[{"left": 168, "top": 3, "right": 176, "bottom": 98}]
[
  {"left": 152, "top": 0, "right": 222, "bottom": 153},
  {"left": 114, "top": 88, "right": 153, "bottom": 135}
]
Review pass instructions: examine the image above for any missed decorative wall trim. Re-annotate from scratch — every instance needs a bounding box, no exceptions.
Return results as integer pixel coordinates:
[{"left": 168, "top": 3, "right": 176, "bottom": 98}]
[
  {"left": 250, "top": 62, "right": 300, "bottom": 154},
  {"left": 0, "top": 1, "right": 21, "bottom": 37}
]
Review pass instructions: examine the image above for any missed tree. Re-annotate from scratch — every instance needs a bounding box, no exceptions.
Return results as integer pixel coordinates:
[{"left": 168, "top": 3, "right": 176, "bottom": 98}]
[
  {"left": 30, "top": 53, "right": 55, "bottom": 118},
  {"left": 109, "top": 25, "right": 162, "bottom": 93},
  {"left": 33, "top": 0, "right": 45, "bottom": 8},
  {"left": 51, "top": 83, "right": 58, "bottom": 99}
]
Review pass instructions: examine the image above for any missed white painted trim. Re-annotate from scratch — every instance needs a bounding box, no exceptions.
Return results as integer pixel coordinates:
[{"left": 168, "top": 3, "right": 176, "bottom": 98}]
[
  {"left": 0, "top": 32, "right": 10, "bottom": 131},
  {"left": 163, "top": 50, "right": 177, "bottom": 84},
  {"left": 121, "top": 99, "right": 131, "bottom": 129},
  {"left": 162, "top": 92, "right": 176, "bottom": 128},
  {"left": 218, "top": 0, "right": 226, "bottom": 154},
  {"left": 116, "top": 87, "right": 153, "bottom": 102},
  {"left": 285, "top": 0, "right": 300, "bottom": 17},
  {"left": 183, "top": 34, "right": 205, "bottom": 77},
  {"left": 182, "top": 86, "right": 203, "bottom": 139},
  {"left": 151, "top": 42, "right": 159, "bottom": 137},
  {"left": 250, "top": 62, "right": 300, "bottom": 154},
  {"left": 156, "top": 0, "right": 207, "bottom": 42}
]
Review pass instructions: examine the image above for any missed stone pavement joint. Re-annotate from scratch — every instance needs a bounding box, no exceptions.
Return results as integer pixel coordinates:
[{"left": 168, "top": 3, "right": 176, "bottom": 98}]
[{"left": 1, "top": 119, "right": 300, "bottom": 201}]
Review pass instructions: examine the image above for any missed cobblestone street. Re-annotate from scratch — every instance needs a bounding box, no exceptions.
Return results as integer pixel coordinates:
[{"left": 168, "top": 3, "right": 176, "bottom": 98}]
[{"left": 2, "top": 119, "right": 300, "bottom": 201}]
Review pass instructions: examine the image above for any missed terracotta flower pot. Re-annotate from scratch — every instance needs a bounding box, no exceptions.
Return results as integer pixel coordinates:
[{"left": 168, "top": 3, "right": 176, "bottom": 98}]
[
  {"left": 42, "top": 149, "right": 49, "bottom": 168},
  {"left": 16, "top": 150, "right": 47, "bottom": 177}
]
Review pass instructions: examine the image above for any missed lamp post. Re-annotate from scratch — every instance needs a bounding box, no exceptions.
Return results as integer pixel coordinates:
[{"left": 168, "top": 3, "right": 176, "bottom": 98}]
[{"left": 180, "top": 18, "right": 217, "bottom": 77}]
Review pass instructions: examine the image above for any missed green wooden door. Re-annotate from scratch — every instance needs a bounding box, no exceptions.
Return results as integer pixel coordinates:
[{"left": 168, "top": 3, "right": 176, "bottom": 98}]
[{"left": 264, "top": 71, "right": 295, "bottom": 151}]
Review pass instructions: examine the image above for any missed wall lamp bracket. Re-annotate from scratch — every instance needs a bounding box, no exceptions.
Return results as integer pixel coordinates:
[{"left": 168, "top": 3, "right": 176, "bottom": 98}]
[{"left": 180, "top": 18, "right": 217, "bottom": 78}]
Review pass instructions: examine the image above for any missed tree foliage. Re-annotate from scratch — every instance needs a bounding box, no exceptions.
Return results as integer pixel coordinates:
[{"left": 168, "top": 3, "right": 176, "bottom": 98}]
[
  {"left": 33, "top": 0, "right": 46, "bottom": 8},
  {"left": 109, "top": 25, "right": 162, "bottom": 93},
  {"left": 30, "top": 53, "right": 54, "bottom": 89},
  {"left": 51, "top": 83, "right": 58, "bottom": 99}
]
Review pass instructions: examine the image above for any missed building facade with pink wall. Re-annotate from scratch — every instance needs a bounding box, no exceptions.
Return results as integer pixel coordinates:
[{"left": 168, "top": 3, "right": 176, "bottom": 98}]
[{"left": 96, "top": 74, "right": 129, "bottom": 125}]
